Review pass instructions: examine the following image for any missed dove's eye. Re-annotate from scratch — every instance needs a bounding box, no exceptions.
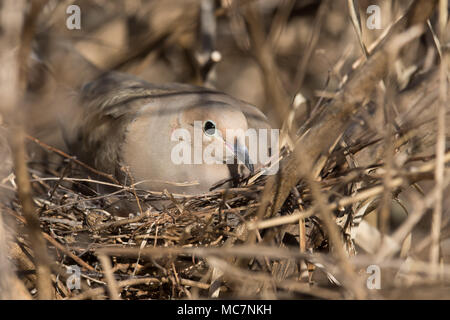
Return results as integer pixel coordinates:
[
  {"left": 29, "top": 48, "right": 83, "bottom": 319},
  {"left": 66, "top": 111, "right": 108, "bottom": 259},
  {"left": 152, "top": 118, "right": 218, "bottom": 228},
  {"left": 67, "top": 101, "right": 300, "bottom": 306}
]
[{"left": 203, "top": 120, "right": 216, "bottom": 136}]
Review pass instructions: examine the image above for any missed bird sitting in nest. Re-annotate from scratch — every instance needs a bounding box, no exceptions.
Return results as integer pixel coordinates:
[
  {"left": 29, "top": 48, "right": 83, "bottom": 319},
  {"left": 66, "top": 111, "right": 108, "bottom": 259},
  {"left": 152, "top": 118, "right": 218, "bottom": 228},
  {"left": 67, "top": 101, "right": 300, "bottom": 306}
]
[{"left": 33, "top": 38, "right": 274, "bottom": 198}]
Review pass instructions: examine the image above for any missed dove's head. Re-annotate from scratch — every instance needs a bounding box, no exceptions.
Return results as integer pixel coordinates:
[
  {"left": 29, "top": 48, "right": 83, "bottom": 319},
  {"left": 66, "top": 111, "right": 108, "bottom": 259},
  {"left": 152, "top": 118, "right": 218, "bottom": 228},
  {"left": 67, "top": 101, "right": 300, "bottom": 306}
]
[{"left": 180, "top": 101, "right": 254, "bottom": 173}]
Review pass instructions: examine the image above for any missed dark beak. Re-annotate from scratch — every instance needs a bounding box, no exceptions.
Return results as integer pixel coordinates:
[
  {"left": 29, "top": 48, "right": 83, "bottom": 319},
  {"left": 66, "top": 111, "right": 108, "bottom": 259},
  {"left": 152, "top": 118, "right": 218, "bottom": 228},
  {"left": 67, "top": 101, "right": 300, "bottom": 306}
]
[{"left": 234, "top": 140, "right": 254, "bottom": 174}]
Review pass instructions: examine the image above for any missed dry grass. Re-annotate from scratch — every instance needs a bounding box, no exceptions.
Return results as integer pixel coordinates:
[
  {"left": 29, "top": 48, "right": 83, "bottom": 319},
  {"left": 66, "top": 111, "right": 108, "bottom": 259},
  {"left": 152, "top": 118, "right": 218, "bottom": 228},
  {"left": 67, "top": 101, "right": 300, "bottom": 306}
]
[{"left": 0, "top": 0, "right": 449, "bottom": 300}]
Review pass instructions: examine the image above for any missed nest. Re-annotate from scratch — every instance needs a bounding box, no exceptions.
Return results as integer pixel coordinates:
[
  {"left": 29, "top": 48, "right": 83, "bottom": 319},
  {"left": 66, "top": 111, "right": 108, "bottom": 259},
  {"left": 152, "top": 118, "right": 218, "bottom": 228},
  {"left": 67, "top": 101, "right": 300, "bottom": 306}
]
[
  {"left": 0, "top": 0, "right": 449, "bottom": 301},
  {"left": 8, "top": 140, "right": 339, "bottom": 299},
  {"left": 4, "top": 106, "right": 448, "bottom": 299}
]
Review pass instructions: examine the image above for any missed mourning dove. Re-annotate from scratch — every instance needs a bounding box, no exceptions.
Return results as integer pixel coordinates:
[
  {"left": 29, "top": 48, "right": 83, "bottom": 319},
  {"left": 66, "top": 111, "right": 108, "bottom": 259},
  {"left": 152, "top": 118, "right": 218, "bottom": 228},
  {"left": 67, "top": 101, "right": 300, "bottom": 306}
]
[
  {"left": 59, "top": 71, "right": 273, "bottom": 195},
  {"left": 32, "top": 37, "right": 274, "bottom": 195}
]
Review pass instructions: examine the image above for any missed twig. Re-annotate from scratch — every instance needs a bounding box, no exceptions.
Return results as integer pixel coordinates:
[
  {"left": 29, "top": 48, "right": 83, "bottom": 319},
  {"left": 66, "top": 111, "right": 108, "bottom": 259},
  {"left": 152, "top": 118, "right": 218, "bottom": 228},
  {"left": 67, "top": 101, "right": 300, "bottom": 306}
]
[
  {"left": 98, "top": 254, "right": 121, "bottom": 300},
  {"left": 250, "top": 152, "right": 450, "bottom": 230},
  {"left": 292, "top": 0, "right": 331, "bottom": 95},
  {"left": 1, "top": 0, "right": 53, "bottom": 300},
  {"left": 0, "top": 207, "right": 32, "bottom": 299},
  {"left": 243, "top": 1, "right": 290, "bottom": 126},
  {"left": 430, "top": 0, "right": 448, "bottom": 279},
  {"left": 26, "top": 134, "right": 120, "bottom": 185},
  {"left": 376, "top": 174, "right": 450, "bottom": 261},
  {"left": 5, "top": 206, "right": 96, "bottom": 272},
  {"left": 347, "top": 0, "right": 369, "bottom": 58},
  {"left": 70, "top": 276, "right": 208, "bottom": 300},
  {"left": 258, "top": 0, "right": 436, "bottom": 220},
  {"left": 71, "top": 277, "right": 161, "bottom": 300}
]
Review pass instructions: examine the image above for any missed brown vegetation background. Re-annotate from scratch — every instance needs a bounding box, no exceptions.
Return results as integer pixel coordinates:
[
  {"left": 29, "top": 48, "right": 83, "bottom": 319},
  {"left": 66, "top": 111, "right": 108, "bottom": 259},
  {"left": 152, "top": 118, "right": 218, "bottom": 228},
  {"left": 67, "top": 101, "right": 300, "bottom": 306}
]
[{"left": 0, "top": 0, "right": 449, "bottom": 300}]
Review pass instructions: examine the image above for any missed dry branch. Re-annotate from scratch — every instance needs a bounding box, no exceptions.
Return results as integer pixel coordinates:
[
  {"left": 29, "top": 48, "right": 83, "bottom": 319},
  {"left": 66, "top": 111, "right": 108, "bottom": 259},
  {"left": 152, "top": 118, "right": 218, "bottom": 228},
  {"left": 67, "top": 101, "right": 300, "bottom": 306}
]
[
  {"left": 0, "top": 0, "right": 53, "bottom": 300},
  {"left": 259, "top": 0, "right": 438, "bottom": 220}
]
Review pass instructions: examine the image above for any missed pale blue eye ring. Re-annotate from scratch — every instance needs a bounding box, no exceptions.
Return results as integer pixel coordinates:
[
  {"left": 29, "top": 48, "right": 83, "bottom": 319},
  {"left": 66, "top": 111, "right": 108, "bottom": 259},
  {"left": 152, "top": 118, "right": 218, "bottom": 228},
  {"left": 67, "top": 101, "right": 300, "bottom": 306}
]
[{"left": 203, "top": 120, "right": 216, "bottom": 136}]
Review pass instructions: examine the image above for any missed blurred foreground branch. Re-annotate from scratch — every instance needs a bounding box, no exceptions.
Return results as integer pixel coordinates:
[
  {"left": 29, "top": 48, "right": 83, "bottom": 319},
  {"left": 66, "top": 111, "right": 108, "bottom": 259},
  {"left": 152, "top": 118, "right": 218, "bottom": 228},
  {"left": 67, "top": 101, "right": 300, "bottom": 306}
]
[
  {"left": 259, "top": 0, "right": 439, "bottom": 220},
  {"left": 0, "top": 0, "right": 52, "bottom": 299}
]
